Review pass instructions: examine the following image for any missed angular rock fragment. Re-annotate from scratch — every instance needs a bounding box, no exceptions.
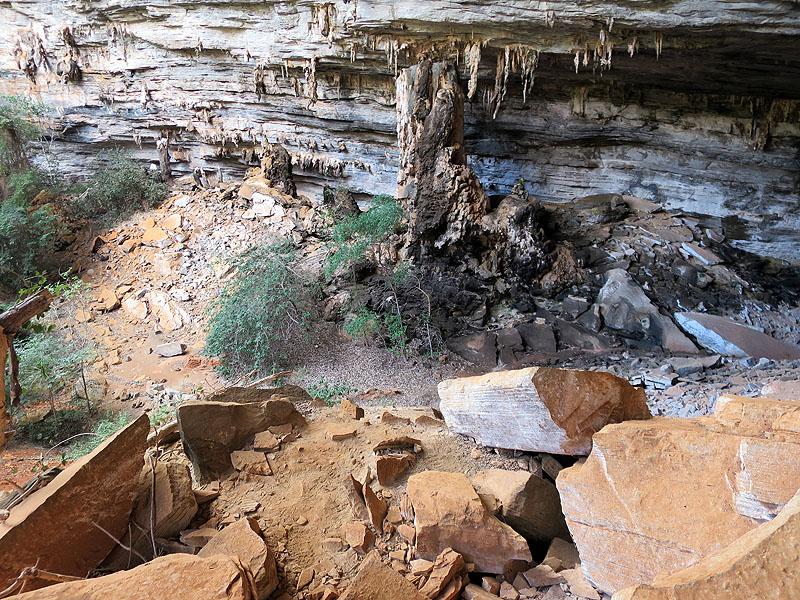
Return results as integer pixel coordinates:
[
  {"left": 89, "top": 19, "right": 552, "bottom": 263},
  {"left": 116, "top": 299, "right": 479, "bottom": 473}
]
[
  {"left": 154, "top": 342, "right": 185, "bottom": 357},
  {"left": 419, "top": 548, "right": 465, "bottom": 598},
  {"left": 597, "top": 269, "right": 697, "bottom": 353},
  {"left": 407, "top": 471, "right": 532, "bottom": 574},
  {"left": 13, "top": 554, "right": 255, "bottom": 600},
  {"left": 326, "top": 422, "right": 358, "bottom": 441},
  {"left": 464, "top": 583, "right": 504, "bottom": 600},
  {"left": 178, "top": 392, "right": 305, "bottom": 482},
  {"left": 675, "top": 312, "right": 800, "bottom": 360},
  {"left": 0, "top": 415, "right": 149, "bottom": 592},
  {"left": 374, "top": 436, "right": 421, "bottom": 486},
  {"left": 557, "top": 396, "right": 800, "bottom": 594},
  {"left": 362, "top": 480, "right": 388, "bottom": 533},
  {"left": 471, "top": 469, "right": 570, "bottom": 541},
  {"left": 198, "top": 517, "right": 278, "bottom": 600},
  {"left": 231, "top": 450, "right": 272, "bottom": 475},
  {"left": 344, "top": 522, "right": 374, "bottom": 554},
  {"left": 613, "top": 489, "right": 800, "bottom": 600},
  {"left": 253, "top": 430, "right": 280, "bottom": 452},
  {"left": 543, "top": 537, "right": 580, "bottom": 572},
  {"left": 438, "top": 367, "right": 651, "bottom": 455},
  {"left": 340, "top": 397, "right": 365, "bottom": 419},
  {"left": 339, "top": 551, "right": 426, "bottom": 600}
]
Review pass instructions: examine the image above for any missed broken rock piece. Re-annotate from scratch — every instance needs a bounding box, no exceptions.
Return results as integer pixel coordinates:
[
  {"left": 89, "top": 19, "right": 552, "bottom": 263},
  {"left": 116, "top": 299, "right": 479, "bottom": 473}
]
[
  {"left": 13, "top": 554, "right": 255, "bottom": 600},
  {"left": 0, "top": 415, "right": 149, "bottom": 592},
  {"left": 231, "top": 450, "right": 272, "bottom": 475},
  {"left": 471, "top": 469, "right": 570, "bottom": 542},
  {"left": 339, "top": 551, "right": 425, "bottom": 600},
  {"left": 198, "top": 517, "right": 278, "bottom": 600},
  {"left": 438, "top": 367, "right": 651, "bottom": 455},
  {"left": 344, "top": 522, "right": 375, "bottom": 554},
  {"left": 557, "top": 395, "right": 800, "bottom": 594},
  {"left": 326, "top": 422, "right": 358, "bottom": 441},
  {"left": 419, "top": 548, "right": 466, "bottom": 599},
  {"left": 407, "top": 470, "right": 532, "bottom": 574}
]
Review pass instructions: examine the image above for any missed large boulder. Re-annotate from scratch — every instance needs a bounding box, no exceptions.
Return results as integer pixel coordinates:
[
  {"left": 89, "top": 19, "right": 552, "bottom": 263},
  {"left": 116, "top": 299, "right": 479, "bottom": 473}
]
[
  {"left": 471, "top": 469, "right": 570, "bottom": 542},
  {"left": 407, "top": 471, "right": 532, "bottom": 574},
  {"left": 556, "top": 395, "right": 800, "bottom": 594},
  {"left": 178, "top": 388, "right": 306, "bottom": 482},
  {"left": 198, "top": 517, "right": 278, "bottom": 600},
  {"left": 14, "top": 554, "right": 256, "bottom": 600},
  {"left": 613, "top": 490, "right": 800, "bottom": 600},
  {"left": 597, "top": 269, "right": 697, "bottom": 353},
  {"left": 674, "top": 312, "right": 800, "bottom": 360},
  {"left": 0, "top": 415, "right": 149, "bottom": 592},
  {"left": 438, "top": 367, "right": 651, "bottom": 455}
]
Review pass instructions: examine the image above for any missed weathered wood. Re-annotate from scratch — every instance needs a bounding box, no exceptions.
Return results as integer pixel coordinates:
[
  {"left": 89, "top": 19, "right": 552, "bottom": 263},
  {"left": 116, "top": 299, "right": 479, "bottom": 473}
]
[
  {"left": 437, "top": 367, "right": 651, "bottom": 455},
  {"left": 0, "top": 290, "right": 52, "bottom": 334},
  {"left": 0, "top": 327, "right": 9, "bottom": 451}
]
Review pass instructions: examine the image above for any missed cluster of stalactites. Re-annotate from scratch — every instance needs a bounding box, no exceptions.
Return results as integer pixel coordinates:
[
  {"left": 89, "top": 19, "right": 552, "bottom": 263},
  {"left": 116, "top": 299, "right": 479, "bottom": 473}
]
[{"left": 483, "top": 45, "right": 540, "bottom": 119}]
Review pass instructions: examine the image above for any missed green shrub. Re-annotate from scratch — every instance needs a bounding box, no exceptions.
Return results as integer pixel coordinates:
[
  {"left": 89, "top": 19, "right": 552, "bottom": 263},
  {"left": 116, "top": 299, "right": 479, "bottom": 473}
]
[
  {"left": 326, "top": 195, "right": 404, "bottom": 277},
  {"left": 65, "top": 411, "right": 131, "bottom": 459},
  {"left": 16, "top": 402, "right": 93, "bottom": 447},
  {"left": 0, "top": 95, "right": 45, "bottom": 172},
  {"left": 205, "top": 242, "right": 317, "bottom": 377},
  {"left": 70, "top": 148, "right": 167, "bottom": 220},
  {"left": 307, "top": 378, "right": 357, "bottom": 405},
  {"left": 344, "top": 308, "right": 381, "bottom": 340}
]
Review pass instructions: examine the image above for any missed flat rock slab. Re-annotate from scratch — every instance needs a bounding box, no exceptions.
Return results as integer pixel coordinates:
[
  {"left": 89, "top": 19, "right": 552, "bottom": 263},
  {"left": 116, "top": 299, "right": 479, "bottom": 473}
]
[
  {"left": 339, "top": 551, "right": 426, "bottom": 600},
  {"left": 613, "top": 490, "right": 800, "bottom": 600},
  {"left": 675, "top": 312, "right": 800, "bottom": 360},
  {"left": 438, "top": 367, "right": 651, "bottom": 455},
  {"left": 556, "top": 395, "right": 800, "bottom": 594},
  {"left": 14, "top": 554, "right": 255, "bottom": 600},
  {"left": 154, "top": 342, "right": 186, "bottom": 357},
  {"left": 407, "top": 470, "right": 532, "bottom": 574},
  {"left": 0, "top": 415, "right": 149, "bottom": 592}
]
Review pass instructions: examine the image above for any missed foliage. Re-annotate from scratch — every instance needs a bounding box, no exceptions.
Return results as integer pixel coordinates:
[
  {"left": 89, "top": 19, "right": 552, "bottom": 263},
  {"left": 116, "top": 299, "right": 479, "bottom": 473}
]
[
  {"left": 383, "top": 312, "right": 408, "bottom": 356},
  {"left": 16, "top": 402, "right": 93, "bottom": 447},
  {"left": 344, "top": 307, "right": 408, "bottom": 356},
  {"left": 326, "top": 194, "right": 403, "bottom": 277},
  {"left": 149, "top": 403, "right": 174, "bottom": 428},
  {"left": 205, "top": 242, "right": 317, "bottom": 377},
  {"left": 343, "top": 308, "right": 381, "bottom": 340},
  {"left": 65, "top": 411, "right": 131, "bottom": 460},
  {"left": 70, "top": 148, "right": 167, "bottom": 220},
  {"left": 307, "top": 378, "right": 357, "bottom": 405},
  {"left": 0, "top": 95, "right": 45, "bottom": 172},
  {"left": 17, "top": 331, "right": 94, "bottom": 405}
]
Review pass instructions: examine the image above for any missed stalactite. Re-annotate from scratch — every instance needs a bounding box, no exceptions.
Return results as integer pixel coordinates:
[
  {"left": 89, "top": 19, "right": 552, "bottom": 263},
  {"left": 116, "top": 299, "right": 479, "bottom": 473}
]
[
  {"left": 570, "top": 87, "right": 588, "bottom": 117},
  {"left": 654, "top": 31, "right": 663, "bottom": 60},
  {"left": 305, "top": 55, "right": 318, "bottom": 103},
  {"left": 465, "top": 41, "right": 483, "bottom": 100},
  {"left": 292, "top": 152, "right": 346, "bottom": 177},
  {"left": 491, "top": 46, "right": 510, "bottom": 119},
  {"left": 546, "top": 10, "right": 556, "bottom": 28},
  {"left": 627, "top": 36, "right": 639, "bottom": 57}
]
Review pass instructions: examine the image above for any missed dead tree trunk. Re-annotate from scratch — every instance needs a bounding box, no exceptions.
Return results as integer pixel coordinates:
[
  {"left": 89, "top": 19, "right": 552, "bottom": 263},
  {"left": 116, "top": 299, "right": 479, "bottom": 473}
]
[{"left": 0, "top": 329, "right": 9, "bottom": 451}]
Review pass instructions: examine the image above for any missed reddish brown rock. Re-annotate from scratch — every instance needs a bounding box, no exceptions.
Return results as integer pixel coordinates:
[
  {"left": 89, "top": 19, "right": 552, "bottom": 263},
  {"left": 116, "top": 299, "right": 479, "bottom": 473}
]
[
  {"left": 613, "top": 490, "right": 800, "bottom": 600},
  {"left": 363, "top": 481, "right": 388, "bottom": 533},
  {"left": 344, "top": 522, "right": 375, "bottom": 554},
  {"left": 198, "top": 517, "right": 278, "bottom": 600},
  {"left": 340, "top": 397, "right": 365, "bottom": 420},
  {"left": 14, "top": 554, "right": 255, "bottom": 600},
  {"left": 0, "top": 415, "right": 149, "bottom": 592},
  {"left": 376, "top": 453, "right": 416, "bottom": 486},
  {"left": 231, "top": 450, "right": 272, "bottom": 475},
  {"left": 419, "top": 548, "right": 466, "bottom": 598},
  {"left": 557, "top": 395, "right": 800, "bottom": 594},
  {"left": 327, "top": 423, "right": 358, "bottom": 441},
  {"left": 407, "top": 471, "right": 532, "bottom": 574},
  {"left": 339, "top": 552, "right": 426, "bottom": 600},
  {"left": 471, "top": 469, "right": 570, "bottom": 541},
  {"left": 438, "top": 367, "right": 651, "bottom": 455},
  {"left": 253, "top": 430, "right": 280, "bottom": 452}
]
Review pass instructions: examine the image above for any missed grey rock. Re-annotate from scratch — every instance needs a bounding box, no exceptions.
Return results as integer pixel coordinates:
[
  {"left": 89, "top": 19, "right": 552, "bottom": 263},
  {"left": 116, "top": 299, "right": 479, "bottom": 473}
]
[{"left": 154, "top": 343, "right": 186, "bottom": 357}]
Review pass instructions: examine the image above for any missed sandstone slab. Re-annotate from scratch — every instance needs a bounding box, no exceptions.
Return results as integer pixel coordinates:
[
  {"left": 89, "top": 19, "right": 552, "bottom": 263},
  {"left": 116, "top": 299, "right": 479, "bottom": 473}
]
[
  {"left": 0, "top": 415, "right": 149, "bottom": 591},
  {"left": 557, "top": 395, "right": 800, "bottom": 594},
  {"left": 198, "top": 517, "right": 278, "bottom": 600},
  {"left": 471, "top": 469, "right": 570, "bottom": 541},
  {"left": 178, "top": 394, "right": 305, "bottom": 482},
  {"left": 613, "top": 490, "right": 800, "bottom": 600},
  {"left": 675, "top": 312, "right": 800, "bottom": 360},
  {"left": 407, "top": 470, "right": 532, "bottom": 574},
  {"left": 339, "top": 551, "right": 426, "bottom": 600},
  {"left": 14, "top": 554, "right": 255, "bottom": 600},
  {"left": 231, "top": 450, "right": 272, "bottom": 476},
  {"left": 438, "top": 367, "right": 651, "bottom": 455}
]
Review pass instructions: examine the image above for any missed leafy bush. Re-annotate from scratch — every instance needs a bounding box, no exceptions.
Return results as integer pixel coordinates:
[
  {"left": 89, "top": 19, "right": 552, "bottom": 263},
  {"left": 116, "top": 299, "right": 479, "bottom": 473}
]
[
  {"left": 65, "top": 411, "right": 131, "bottom": 459},
  {"left": 326, "top": 194, "right": 404, "bottom": 277},
  {"left": 0, "top": 95, "right": 45, "bottom": 172},
  {"left": 307, "top": 378, "right": 357, "bottom": 405},
  {"left": 344, "top": 308, "right": 381, "bottom": 340},
  {"left": 205, "top": 242, "right": 317, "bottom": 377},
  {"left": 70, "top": 148, "right": 166, "bottom": 220}
]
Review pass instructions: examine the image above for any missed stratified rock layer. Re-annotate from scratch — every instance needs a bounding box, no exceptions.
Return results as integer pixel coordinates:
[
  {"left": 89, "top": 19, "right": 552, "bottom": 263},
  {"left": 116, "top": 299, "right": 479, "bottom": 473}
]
[
  {"left": 557, "top": 395, "right": 800, "bottom": 594},
  {"left": 438, "top": 367, "right": 651, "bottom": 455}
]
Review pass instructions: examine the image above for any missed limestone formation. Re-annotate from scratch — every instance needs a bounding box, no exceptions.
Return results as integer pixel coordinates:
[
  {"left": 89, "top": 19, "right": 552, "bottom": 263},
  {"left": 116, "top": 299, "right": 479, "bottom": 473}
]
[
  {"left": 197, "top": 517, "right": 279, "bottom": 600},
  {"left": 0, "top": 415, "right": 149, "bottom": 592},
  {"left": 557, "top": 395, "right": 800, "bottom": 594},
  {"left": 407, "top": 470, "right": 532, "bottom": 574},
  {"left": 12, "top": 554, "right": 256, "bottom": 600},
  {"left": 471, "top": 469, "right": 570, "bottom": 542},
  {"left": 438, "top": 367, "right": 651, "bottom": 455},
  {"left": 613, "top": 490, "right": 800, "bottom": 600}
]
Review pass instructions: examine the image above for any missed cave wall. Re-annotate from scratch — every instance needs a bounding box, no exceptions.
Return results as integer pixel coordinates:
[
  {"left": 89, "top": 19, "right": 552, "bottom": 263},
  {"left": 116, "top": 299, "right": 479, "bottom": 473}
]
[{"left": 1, "top": 0, "right": 798, "bottom": 259}]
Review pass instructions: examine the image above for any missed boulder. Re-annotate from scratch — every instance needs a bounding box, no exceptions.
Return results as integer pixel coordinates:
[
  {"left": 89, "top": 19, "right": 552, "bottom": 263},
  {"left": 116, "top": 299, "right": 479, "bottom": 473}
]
[
  {"left": 339, "top": 551, "right": 426, "bottom": 600},
  {"left": 0, "top": 415, "right": 149, "bottom": 592},
  {"left": 471, "top": 469, "right": 570, "bottom": 541},
  {"left": 556, "top": 395, "right": 800, "bottom": 594},
  {"left": 154, "top": 342, "right": 186, "bottom": 357},
  {"left": 407, "top": 471, "right": 532, "bottom": 574},
  {"left": 122, "top": 296, "right": 148, "bottom": 321},
  {"left": 613, "top": 490, "right": 800, "bottom": 600},
  {"left": 446, "top": 332, "right": 498, "bottom": 367},
  {"left": 177, "top": 394, "right": 305, "bottom": 482},
  {"left": 102, "top": 461, "right": 198, "bottom": 569},
  {"left": 517, "top": 322, "right": 557, "bottom": 354},
  {"left": 761, "top": 380, "right": 800, "bottom": 401},
  {"left": 13, "top": 554, "right": 255, "bottom": 600},
  {"left": 597, "top": 269, "right": 697, "bottom": 353},
  {"left": 438, "top": 367, "right": 651, "bottom": 455},
  {"left": 674, "top": 312, "right": 800, "bottom": 360},
  {"left": 198, "top": 517, "right": 278, "bottom": 600}
]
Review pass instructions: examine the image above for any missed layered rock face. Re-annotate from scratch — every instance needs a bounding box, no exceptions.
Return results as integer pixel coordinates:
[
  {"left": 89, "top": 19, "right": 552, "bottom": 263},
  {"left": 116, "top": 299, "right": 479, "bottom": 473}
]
[{"left": 1, "top": 1, "right": 798, "bottom": 258}]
